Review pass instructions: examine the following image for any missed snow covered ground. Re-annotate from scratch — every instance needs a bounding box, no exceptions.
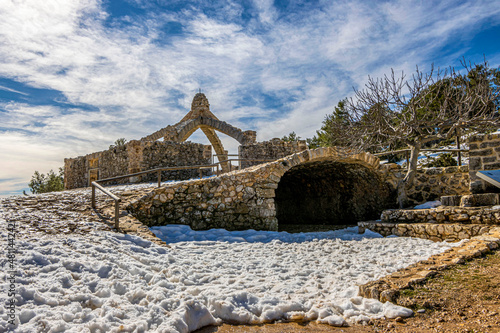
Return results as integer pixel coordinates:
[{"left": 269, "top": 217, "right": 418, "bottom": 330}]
[{"left": 1, "top": 194, "right": 463, "bottom": 333}]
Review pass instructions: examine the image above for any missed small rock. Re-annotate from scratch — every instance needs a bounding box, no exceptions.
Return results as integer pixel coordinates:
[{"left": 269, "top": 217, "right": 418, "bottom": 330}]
[
  {"left": 417, "top": 309, "right": 426, "bottom": 314},
  {"left": 395, "top": 316, "right": 404, "bottom": 323}
]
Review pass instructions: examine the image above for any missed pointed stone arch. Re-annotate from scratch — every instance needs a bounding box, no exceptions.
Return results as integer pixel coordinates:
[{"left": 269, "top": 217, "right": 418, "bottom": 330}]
[{"left": 141, "top": 93, "right": 256, "bottom": 173}]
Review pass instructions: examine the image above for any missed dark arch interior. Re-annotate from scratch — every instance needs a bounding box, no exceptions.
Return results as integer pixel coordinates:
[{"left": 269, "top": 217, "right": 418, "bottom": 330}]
[{"left": 275, "top": 160, "right": 395, "bottom": 229}]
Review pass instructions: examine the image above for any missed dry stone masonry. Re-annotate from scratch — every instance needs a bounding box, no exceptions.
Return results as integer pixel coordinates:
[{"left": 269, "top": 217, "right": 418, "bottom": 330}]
[
  {"left": 127, "top": 148, "right": 389, "bottom": 231},
  {"left": 381, "top": 164, "right": 470, "bottom": 206},
  {"left": 469, "top": 132, "right": 500, "bottom": 193},
  {"left": 358, "top": 221, "right": 492, "bottom": 242},
  {"left": 64, "top": 140, "right": 211, "bottom": 189},
  {"left": 359, "top": 200, "right": 500, "bottom": 241},
  {"left": 239, "top": 138, "right": 308, "bottom": 169}
]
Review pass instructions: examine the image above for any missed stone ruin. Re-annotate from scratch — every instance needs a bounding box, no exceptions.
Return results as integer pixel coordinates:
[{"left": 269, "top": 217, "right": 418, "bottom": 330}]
[{"left": 64, "top": 93, "right": 308, "bottom": 189}]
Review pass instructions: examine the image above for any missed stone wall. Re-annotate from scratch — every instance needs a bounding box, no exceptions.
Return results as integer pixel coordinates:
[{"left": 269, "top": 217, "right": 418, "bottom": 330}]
[
  {"left": 382, "top": 164, "right": 470, "bottom": 205},
  {"left": 64, "top": 140, "right": 212, "bottom": 189},
  {"left": 358, "top": 221, "right": 492, "bottom": 242},
  {"left": 380, "top": 206, "right": 500, "bottom": 224},
  {"left": 469, "top": 133, "right": 500, "bottom": 193},
  {"left": 127, "top": 148, "right": 384, "bottom": 231},
  {"left": 239, "top": 138, "right": 308, "bottom": 169},
  {"left": 128, "top": 167, "right": 279, "bottom": 231}
]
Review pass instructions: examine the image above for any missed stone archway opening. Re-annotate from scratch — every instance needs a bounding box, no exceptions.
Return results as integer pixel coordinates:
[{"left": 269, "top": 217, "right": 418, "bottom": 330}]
[{"left": 274, "top": 160, "right": 395, "bottom": 230}]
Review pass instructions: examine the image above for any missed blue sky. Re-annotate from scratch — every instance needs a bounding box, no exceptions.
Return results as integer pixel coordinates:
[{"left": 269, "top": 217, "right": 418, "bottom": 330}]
[{"left": 1, "top": 0, "right": 500, "bottom": 196}]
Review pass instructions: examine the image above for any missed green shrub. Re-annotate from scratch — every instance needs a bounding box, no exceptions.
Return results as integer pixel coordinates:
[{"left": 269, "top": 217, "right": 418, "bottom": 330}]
[
  {"left": 28, "top": 168, "right": 64, "bottom": 194},
  {"left": 423, "top": 153, "right": 457, "bottom": 168}
]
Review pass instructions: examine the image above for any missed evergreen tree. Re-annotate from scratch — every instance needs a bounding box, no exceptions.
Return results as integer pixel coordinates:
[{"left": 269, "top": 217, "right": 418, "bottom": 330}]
[{"left": 28, "top": 168, "right": 64, "bottom": 194}]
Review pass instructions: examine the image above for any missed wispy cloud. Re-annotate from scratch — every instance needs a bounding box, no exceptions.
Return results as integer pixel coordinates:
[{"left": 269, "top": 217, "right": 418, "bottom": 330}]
[
  {"left": 1, "top": 0, "right": 499, "bottom": 195},
  {"left": 0, "top": 85, "right": 29, "bottom": 96}
]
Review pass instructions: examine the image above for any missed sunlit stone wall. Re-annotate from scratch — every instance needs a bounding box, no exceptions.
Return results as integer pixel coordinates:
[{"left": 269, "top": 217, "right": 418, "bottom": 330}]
[
  {"left": 64, "top": 140, "right": 212, "bottom": 189},
  {"left": 239, "top": 138, "right": 308, "bottom": 169},
  {"left": 383, "top": 164, "right": 470, "bottom": 206},
  {"left": 469, "top": 133, "right": 500, "bottom": 194}
]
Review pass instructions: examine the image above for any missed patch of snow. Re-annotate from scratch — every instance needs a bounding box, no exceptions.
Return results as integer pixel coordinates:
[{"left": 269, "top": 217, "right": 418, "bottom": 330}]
[
  {"left": 151, "top": 225, "right": 383, "bottom": 243},
  {"left": 0, "top": 220, "right": 463, "bottom": 332},
  {"left": 414, "top": 200, "right": 442, "bottom": 209}
]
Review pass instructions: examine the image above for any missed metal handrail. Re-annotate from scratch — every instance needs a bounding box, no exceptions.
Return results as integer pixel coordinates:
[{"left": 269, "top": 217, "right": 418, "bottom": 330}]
[
  {"left": 90, "top": 158, "right": 275, "bottom": 229},
  {"left": 91, "top": 181, "right": 121, "bottom": 229},
  {"left": 373, "top": 148, "right": 469, "bottom": 156},
  {"left": 373, "top": 148, "right": 469, "bottom": 166}
]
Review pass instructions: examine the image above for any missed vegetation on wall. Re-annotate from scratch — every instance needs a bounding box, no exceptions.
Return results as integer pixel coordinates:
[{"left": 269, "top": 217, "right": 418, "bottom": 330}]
[
  {"left": 422, "top": 153, "right": 457, "bottom": 168},
  {"left": 281, "top": 131, "right": 300, "bottom": 142},
  {"left": 109, "top": 138, "right": 127, "bottom": 149}
]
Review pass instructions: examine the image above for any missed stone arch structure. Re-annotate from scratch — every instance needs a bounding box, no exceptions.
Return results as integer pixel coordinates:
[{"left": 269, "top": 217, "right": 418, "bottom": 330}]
[
  {"left": 129, "top": 147, "right": 396, "bottom": 231},
  {"left": 274, "top": 157, "right": 393, "bottom": 226},
  {"left": 141, "top": 93, "right": 256, "bottom": 172}
]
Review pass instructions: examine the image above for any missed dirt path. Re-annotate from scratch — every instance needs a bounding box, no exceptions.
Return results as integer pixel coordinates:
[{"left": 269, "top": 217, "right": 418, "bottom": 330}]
[{"left": 197, "top": 249, "right": 500, "bottom": 333}]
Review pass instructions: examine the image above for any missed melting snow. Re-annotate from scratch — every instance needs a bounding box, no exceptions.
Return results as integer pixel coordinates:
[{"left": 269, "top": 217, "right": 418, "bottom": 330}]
[
  {"left": 413, "top": 200, "right": 442, "bottom": 209},
  {"left": 0, "top": 217, "right": 462, "bottom": 332}
]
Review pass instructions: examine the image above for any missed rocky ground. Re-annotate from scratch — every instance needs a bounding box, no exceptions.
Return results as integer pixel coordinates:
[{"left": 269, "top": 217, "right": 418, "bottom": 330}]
[{"left": 0, "top": 185, "right": 167, "bottom": 246}]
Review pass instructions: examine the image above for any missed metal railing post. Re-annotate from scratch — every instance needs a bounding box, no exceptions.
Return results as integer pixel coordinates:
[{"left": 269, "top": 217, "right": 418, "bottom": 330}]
[
  {"left": 157, "top": 170, "right": 161, "bottom": 187},
  {"left": 456, "top": 128, "right": 462, "bottom": 166},
  {"left": 114, "top": 199, "right": 120, "bottom": 229},
  {"left": 91, "top": 184, "right": 96, "bottom": 208}
]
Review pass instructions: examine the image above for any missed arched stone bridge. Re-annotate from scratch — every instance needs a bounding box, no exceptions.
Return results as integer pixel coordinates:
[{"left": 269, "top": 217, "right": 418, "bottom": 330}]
[{"left": 128, "top": 147, "right": 395, "bottom": 231}]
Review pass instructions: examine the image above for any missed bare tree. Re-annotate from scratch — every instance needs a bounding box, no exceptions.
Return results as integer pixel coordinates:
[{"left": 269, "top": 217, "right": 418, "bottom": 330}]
[{"left": 340, "top": 60, "right": 499, "bottom": 207}]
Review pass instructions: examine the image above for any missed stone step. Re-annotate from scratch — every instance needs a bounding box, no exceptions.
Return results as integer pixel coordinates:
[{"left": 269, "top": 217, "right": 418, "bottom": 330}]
[{"left": 441, "top": 193, "right": 499, "bottom": 207}]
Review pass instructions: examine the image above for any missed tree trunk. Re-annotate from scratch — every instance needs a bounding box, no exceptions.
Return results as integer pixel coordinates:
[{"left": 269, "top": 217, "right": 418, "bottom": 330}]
[{"left": 397, "top": 143, "right": 421, "bottom": 208}]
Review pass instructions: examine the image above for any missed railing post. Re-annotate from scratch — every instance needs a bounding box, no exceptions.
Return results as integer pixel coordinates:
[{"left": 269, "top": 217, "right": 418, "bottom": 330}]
[
  {"left": 114, "top": 199, "right": 120, "bottom": 229},
  {"left": 157, "top": 170, "right": 161, "bottom": 187},
  {"left": 199, "top": 168, "right": 203, "bottom": 179},
  {"left": 91, "top": 183, "right": 96, "bottom": 208},
  {"left": 456, "top": 128, "right": 462, "bottom": 166}
]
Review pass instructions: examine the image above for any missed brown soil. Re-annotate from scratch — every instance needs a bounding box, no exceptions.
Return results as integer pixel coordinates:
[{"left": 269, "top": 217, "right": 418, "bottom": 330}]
[{"left": 196, "top": 249, "right": 500, "bottom": 333}]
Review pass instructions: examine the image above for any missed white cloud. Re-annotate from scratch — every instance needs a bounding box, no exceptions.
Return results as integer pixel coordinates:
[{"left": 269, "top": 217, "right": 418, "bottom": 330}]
[
  {"left": 0, "top": 132, "right": 69, "bottom": 196},
  {"left": 1, "top": 0, "right": 499, "bottom": 195}
]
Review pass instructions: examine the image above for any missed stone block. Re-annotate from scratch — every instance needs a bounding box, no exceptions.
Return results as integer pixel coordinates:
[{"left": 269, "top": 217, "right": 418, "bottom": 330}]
[
  {"left": 470, "top": 180, "right": 485, "bottom": 194},
  {"left": 469, "top": 157, "right": 482, "bottom": 171},
  {"left": 256, "top": 188, "right": 275, "bottom": 198},
  {"left": 444, "top": 166, "right": 459, "bottom": 173},
  {"left": 480, "top": 141, "right": 500, "bottom": 148},
  {"left": 441, "top": 195, "right": 461, "bottom": 206},
  {"left": 460, "top": 193, "right": 499, "bottom": 207},
  {"left": 469, "top": 135, "right": 482, "bottom": 143},
  {"left": 469, "top": 148, "right": 493, "bottom": 157},
  {"left": 425, "top": 168, "right": 444, "bottom": 175},
  {"left": 484, "top": 162, "right": 500, "bottom": 170},
  {"left": 482, "top": 156, "right": 497, "bottom": 163}
]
